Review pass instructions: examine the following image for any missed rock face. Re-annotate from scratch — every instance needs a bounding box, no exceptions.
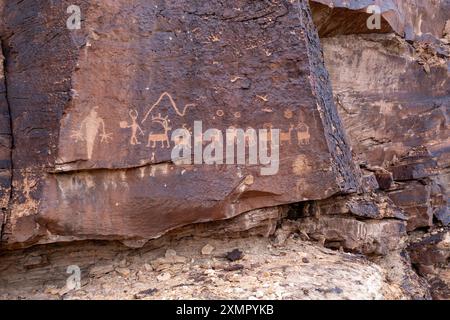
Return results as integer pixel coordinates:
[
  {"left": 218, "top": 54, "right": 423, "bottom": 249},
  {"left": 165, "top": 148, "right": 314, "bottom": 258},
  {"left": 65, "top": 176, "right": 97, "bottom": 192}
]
[
  {"left": 0, "top": 46, "right": 10, "bottom": 236},
  {"left": 313, "top": 0, "right": 449, "bottom": 299},
  {"left": 322, "top": 33, "right": 449, "bottom": 232},
  {"left": 0, "top": 0, "right": 448, "bottom": 300},
  {"left": 0, "top": 0, "right": 359, "bottom": 247},
  {"left": 408, "top": 229, "right": 450, "bottom": 299},
  {"left": 310, "top": 0, "right": 450, "bottom": 40}
]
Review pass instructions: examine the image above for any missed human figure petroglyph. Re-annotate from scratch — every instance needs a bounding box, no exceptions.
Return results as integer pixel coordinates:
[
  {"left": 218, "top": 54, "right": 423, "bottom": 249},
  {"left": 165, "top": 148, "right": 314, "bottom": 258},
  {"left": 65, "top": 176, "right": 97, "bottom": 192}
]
[
  {"left": 297, "top": 122, "right": 310, "bottom": 145},
  {"left": 71, "top": 106, "right": 112, "bottom": 159},
  {"left": 147, "top": 114, "right": 172, "bottom": 148},
  {"left": 280, "top": 124, "right": 294, "bottom": 146},
  {"left": 120, "top": 109, "right": 145, "bottom": 145},
  {"left": 141, "top": 92, "right": 195, "bottom": 124}
]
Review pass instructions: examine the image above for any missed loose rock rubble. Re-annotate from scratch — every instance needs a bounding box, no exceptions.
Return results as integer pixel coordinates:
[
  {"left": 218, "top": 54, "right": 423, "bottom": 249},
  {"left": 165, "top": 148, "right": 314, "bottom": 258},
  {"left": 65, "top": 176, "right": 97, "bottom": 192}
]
[{"left": 0, "top": 235, "right": 429, "bottom": 300}]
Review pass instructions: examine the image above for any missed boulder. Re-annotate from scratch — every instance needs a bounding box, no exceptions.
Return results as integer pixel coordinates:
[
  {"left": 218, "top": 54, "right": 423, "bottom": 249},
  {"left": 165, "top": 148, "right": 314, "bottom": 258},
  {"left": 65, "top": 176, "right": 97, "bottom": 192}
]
[
  {"left": 298, "top": 216, "right": 407, "bottom": 255},
  {"left": 0, "top": 0, "right": 359, "bottom": 247},
  {"left": 408, "top": 229, "right": 450, "bottom": 299}
]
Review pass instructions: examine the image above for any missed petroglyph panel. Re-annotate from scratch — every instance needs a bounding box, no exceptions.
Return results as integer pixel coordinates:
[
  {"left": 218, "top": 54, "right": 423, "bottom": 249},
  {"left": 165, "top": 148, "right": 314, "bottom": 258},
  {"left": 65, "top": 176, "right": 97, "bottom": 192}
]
[{"left": 1, "top": 0, "right": 359, "bottom": 246}]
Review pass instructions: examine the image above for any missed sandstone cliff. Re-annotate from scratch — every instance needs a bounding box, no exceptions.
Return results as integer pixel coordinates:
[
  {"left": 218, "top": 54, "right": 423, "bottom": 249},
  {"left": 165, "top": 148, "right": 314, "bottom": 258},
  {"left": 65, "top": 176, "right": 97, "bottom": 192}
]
[{"left": 0, "top": 0, "right": 448, "bottom": 300}]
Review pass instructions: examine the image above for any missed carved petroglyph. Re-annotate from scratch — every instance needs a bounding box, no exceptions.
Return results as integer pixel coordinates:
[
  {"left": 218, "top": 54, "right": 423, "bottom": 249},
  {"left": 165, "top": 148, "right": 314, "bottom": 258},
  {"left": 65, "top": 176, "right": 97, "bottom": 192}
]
[
  {"left": 120, "top": 109, "right": 145, "bottom": 145},
  {"left": 280, "top": 124, "right": 294, "bottom": 146},
  {"left": 284, "top": 109, "right": 293, "bottom": 119},
  {"left": 12, "top": 171, "right": 39, "bottom": 219},
  {"left": 297, "top": 122, "right": 310, "bottom": 145},
  {"left": 138, "top": 93, "right": 197, "bottom": 150},
  {"left": 292, "top": 155, "right": 312, "bottom": 175},
  {"left": 142, "top": 92, "right": 195, "bottom": 124},
  {"left": 71, "top": 107, "right": 112, "bottom": 159},
  {"left": 147, "top": 114, "right": 172, "bottom": 148},
  {"left": 256, "top": 95, "right": 268, "bottom": 102},
  {"left": 182, "top": 124, "right": 192, "bottom": 134},
  {"left": 262, "top": 123, "right": 310, "bottom": 146}
]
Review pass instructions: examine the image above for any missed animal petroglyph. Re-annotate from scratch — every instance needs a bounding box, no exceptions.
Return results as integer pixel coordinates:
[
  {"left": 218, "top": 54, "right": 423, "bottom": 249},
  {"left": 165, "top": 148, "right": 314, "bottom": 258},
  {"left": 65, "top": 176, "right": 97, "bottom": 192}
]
[
  {"left": 280, "top": 124, "right": 294, "bottom": 146},
  {"left": 120, "top": 109, "right": 145, "bottom": 145},
  {"left": 142, "top": 92, "right": 195, "bottom": 124},
  {"left": 147, "top": 114, "right": 172, "bottom": 148},
  {"left": 71, "top": 107, "right": 112, "bottom": 159},
  {"left": 297, "top": 123, "right": 310, "bottom": 145},
  {"left": 182, "top": 124, "right": 192, "bottom": 134}
]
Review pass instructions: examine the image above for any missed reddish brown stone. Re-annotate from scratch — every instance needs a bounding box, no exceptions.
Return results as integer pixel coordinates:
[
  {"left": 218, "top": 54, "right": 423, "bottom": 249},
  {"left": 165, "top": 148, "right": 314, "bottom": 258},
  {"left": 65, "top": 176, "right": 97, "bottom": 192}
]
[
  {"left": 374, "top": 170, "right": 393, "bottom": 190},
  {"left": 311, "top": 0, "right": 450, "bottom": 40},
  {"left": 298, "top": 216, "right": 407, "bottom": 255},
  {"left": 408, "top": 229, "right": 450, "bottom": 299},
  {"left": 388, "top": 182, "right": 433, "bottom": 231},
  {"left": 0, "top": 0, "right": 359, "bottom": 247}
]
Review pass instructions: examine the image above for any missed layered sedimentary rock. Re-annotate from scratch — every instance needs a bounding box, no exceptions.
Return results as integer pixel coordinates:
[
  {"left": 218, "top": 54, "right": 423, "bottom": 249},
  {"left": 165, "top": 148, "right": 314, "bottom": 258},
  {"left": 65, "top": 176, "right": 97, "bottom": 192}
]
[
  {"left": 0, "top": 0, "right": 447, "bottom": 301},
  {"left": 312, "top": 0, "right": 449, "bottom": 299},
  {"left": 0, "top": 44, "right": 10, "bottom": 238},
  {"left": 321, "top": 33, "right": 449, "bottom": 232},
  {"left": 0, "top": 0, "right": 359, "bottom": 247},
  {"left": 310, "top": 0, "right": 450, "bottom": 39},
  {"left": 408, "top": 229, "right": 450, "bottom": 299}
]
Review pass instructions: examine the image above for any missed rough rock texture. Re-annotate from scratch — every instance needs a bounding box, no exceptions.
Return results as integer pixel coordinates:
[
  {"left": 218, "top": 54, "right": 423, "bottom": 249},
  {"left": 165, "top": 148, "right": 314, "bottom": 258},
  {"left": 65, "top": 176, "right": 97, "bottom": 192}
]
[
  {"left": 408, "top": 228, "right": 450, "bottom": 299},
  {"left": 315, "top": 1, "right": 449, "bottom": 299},
  {"left": 298, "top": 216, "right": 406, "bottom": 255},
  {"left": 0, "top": 0, "right": 359, "bottom": 248},
  {"left": 310, "top": 0, "right": 450, "bottom": 40},
  {"left": 322, "top": 34, "right": 449, "bottom": 233},
  {"left": 0, "top": 235, "right": 430, "bottom": 300},
  {"left": 0, "top": 0, "right": 448, "bottom": 301},
  {"left": 0, "top": 43, "right": 10, "bottom": 238}
]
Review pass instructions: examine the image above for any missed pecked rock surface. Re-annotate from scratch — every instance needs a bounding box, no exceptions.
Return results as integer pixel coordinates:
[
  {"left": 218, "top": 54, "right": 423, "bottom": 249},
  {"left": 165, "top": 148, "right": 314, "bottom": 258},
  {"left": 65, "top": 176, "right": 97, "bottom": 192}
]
[
  {"left": 0, "top": 0, "right": 359, "bottom": 248},
  {"left": 0, "top": 0, "right": 447, "bottom": 300}
]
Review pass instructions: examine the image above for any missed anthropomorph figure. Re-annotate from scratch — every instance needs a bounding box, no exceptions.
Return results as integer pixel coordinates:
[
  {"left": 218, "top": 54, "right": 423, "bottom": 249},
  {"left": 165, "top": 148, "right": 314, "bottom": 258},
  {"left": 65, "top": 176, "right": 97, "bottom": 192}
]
[
  {"left": 71, "top": 106, "right": 112, "bottom": 159},
  {"left": 120, "top": 109, "right": 145, "bottom": 145}
]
